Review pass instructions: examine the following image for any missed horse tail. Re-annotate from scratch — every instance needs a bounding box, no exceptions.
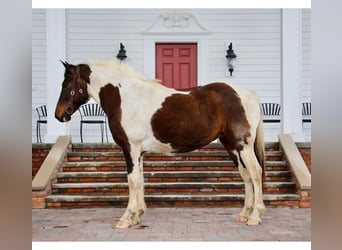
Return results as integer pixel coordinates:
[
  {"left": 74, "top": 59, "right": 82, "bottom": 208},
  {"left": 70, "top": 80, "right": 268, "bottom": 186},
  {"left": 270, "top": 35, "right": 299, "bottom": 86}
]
[{"left": 254, "top": 105, "right": 265, "bottom": 185}]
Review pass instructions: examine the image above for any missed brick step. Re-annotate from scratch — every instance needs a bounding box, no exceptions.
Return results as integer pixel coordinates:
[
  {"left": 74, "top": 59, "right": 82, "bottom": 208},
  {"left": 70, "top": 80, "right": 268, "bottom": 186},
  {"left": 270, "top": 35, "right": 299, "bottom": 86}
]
[
  {"left": 45, "top": 193, "right": 300, "bottom": 208},
  {"left": 56, "top": 170, "right": 292, "bottom": 183},
  {"left": 61, "top": 160, "right": 288, "bottom": 172},
  {"left": 265, "top": 160, "right": 288, "bottom": 171},
  {"left": 70, "top": 143, "right": 230, "bottom": 152},
  {"left": 67, "top": 151, "right": 230, "bottom": 161},
  {"left": 62, "top": 160, "right": 234, "bottom": 172},
  {"left": 264, "top": 151, "right": 283, "bottom": 161},
  {"left": 70, "top": 142, "right": 281, "bottom": 152},
  {"left": 51, "top": 181, "right": 296, "bottom": 195},
  {"left": 66, "top": 150, "right": 283, "bottom": 162}
]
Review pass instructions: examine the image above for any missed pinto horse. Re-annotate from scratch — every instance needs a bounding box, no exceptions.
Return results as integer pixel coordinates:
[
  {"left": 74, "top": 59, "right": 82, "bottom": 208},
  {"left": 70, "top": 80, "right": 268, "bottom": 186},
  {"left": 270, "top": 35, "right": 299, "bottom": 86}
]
[{"left": 55, "top": 59, "right": 266, "bottom": 227}]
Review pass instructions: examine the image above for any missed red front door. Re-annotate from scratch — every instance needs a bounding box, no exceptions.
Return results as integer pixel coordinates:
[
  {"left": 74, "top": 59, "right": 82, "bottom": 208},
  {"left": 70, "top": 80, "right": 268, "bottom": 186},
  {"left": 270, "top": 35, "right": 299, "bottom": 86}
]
[{"left": 156, "top": 43, "right": 197, "bottom": 89}]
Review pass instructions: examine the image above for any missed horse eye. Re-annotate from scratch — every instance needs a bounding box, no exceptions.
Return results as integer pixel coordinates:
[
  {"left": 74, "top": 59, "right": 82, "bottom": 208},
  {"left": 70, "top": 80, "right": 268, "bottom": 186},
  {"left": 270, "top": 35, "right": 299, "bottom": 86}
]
[{"left": 70, "top": 90, "right": 75, "bottom": 96}]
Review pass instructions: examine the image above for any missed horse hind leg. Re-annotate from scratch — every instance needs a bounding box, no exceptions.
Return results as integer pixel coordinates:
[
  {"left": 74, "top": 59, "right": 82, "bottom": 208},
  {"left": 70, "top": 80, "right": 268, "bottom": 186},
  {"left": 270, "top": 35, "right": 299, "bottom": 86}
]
[
  {"left": 239, "top": 145, "right": 266, "bottom": 225},
  {"left": 219, "top": 137, "right": 254, "bottom": 223},
  {"left": 235, "top": 155, "right": 255, "bottom": 223}
]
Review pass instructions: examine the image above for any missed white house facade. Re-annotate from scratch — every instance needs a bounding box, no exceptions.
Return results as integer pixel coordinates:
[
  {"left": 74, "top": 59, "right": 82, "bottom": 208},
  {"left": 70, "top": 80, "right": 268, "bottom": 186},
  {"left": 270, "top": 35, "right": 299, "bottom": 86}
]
[{"left": 32, "top": 8, "right": 311, "bottom": 143}]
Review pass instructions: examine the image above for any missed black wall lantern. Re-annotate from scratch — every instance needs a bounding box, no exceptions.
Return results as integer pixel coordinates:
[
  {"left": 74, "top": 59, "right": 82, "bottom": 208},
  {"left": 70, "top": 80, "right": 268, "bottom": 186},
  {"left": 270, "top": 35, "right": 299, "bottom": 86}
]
[
  {"left": 116, "top": 42, "right": 127, "bottom": 61},
  {"left": 225, "top": 42, "right": 237, "bottom": 76}
]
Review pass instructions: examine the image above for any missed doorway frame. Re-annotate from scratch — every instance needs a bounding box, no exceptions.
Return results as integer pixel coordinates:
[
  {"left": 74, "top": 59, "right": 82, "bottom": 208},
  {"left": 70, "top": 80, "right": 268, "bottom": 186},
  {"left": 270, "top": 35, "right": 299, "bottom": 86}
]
[
  {"left": 155, "top": 42, "right": 198, "bottom": 88},
  {"left": 143, "top": 36, "right": 209, "bottom": 86}
]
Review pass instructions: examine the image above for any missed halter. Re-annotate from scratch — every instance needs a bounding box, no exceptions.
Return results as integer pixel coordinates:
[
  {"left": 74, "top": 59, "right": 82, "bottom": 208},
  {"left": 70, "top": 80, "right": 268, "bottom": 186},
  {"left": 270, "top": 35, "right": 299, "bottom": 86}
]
[{"left": 66, "top": 66, "right": 87, "bottom": 115}]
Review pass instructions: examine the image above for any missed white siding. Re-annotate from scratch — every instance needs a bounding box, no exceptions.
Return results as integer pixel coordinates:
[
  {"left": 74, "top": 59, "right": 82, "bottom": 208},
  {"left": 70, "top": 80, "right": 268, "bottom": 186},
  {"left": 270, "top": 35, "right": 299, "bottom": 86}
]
[
  {"left": 32, "top": 9, "right": 47, "bottom": 142},
  {"left": 66, "top": 9, "right": 158, "bottom": 73},
  {"left": 197, "top": 9, "right": 281, "bottom": 103},
  {"left": 302, "top": 9, "right": 311, "bottom": 101}
]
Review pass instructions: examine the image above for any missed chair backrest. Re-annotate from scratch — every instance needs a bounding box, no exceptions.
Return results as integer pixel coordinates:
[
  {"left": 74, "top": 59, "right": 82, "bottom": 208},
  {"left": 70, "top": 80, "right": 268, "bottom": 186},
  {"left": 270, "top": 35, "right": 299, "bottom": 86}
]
[
  {"left": 302, "top": 102, "right": 311, "bottom": 116},
  {"left": 79, "top": 103, "right": 106, "bottom": 119},
  {"left": 36, "top": 105, "right": 47, "bottom": 120},
  {"left": 261, "top": 103, "right": 281, "bottom": 116}
]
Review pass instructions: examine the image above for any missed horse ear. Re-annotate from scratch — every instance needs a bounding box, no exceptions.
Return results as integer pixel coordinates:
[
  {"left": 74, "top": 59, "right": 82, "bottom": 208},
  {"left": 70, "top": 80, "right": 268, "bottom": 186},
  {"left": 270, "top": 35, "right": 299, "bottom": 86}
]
[{"left": 60, "top": 60, "right": 68, "bottom": 68}]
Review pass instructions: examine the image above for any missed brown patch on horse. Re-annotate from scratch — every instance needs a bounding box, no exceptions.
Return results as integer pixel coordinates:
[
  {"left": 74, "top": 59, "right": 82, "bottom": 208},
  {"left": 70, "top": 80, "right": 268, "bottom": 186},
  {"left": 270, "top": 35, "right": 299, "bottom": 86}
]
[
  {"left": 151, "top": 82, "right": 251, "bottom": 153},
  {"left": 99, "top": 83, "right": 133, "bottom": 174}
]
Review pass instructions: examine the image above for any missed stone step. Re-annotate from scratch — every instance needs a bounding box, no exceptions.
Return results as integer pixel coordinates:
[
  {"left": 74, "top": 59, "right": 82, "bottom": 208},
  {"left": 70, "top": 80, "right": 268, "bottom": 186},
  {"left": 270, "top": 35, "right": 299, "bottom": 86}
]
[
  {"left": 51, "top": 181, "right": 296, "bottom": 195},
  {"left": 56, "top": 170, "right": 292, "bottom": 183},
  {"left": 45, "top": 193, "right": 300, "bottom": 208}
]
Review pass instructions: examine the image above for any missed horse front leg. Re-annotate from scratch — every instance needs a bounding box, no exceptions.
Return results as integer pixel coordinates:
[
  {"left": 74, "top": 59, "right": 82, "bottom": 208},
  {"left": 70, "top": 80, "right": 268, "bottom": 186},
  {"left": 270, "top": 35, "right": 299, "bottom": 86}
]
[{"left": 116, "top": 145, "right": 147, "bottom": 228}]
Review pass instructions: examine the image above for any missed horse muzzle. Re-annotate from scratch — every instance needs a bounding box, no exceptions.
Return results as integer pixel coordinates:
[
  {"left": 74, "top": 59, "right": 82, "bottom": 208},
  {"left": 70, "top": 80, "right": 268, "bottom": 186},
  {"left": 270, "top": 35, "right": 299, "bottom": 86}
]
[{"left": 55, "top": 109, "right": 72, "bottom": 123}]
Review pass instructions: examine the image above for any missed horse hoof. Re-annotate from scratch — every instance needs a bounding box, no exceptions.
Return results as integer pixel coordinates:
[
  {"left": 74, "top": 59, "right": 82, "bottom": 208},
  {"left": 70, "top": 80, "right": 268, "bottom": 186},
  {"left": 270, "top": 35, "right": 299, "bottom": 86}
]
[
  {"left": 246, "top": 218, "right": 260, "bottom": 226},
  {"left": 235, "top": 215, "right": 248, "bottom": 222},
  {"left": 115, "top": 219, "right": 131, "bottom": 229}
]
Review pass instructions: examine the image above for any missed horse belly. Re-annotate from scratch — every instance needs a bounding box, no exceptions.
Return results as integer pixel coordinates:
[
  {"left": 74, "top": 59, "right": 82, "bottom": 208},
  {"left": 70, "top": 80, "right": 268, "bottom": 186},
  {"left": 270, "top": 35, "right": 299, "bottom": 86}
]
[
  {"left": 150, "top": 124, "right": 215, "bottom": 153},
  {"left": 150, "top": 93, "right": 220, "bottom": 153},
  {"left": 142, "top": 135, "right": 175, "bottom": 154}
]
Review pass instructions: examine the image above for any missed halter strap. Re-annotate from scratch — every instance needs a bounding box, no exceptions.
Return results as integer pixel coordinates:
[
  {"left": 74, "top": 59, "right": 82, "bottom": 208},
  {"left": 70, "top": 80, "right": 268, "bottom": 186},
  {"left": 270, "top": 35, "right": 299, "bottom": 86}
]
[
  {"left": 66, "top": 65, "right": 86, "bottom": 114},
  {"left": 74, "top": 66, "right": 83, "bottom": 93}
]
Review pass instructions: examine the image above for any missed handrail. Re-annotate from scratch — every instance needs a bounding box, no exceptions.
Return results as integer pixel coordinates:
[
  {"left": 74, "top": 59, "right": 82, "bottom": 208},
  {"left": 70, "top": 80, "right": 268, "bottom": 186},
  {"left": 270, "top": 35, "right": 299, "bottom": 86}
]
[
  {"left": 32, "top": 136, "right": 71, "bottom": 191},
  {"left": 278, "top": 134, "right": 311, "bottom": 190}
]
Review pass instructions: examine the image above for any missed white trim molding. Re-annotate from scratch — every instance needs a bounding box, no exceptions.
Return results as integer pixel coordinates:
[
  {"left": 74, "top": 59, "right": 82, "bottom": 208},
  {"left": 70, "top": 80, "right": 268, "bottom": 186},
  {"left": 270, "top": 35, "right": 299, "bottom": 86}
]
[
  {"left": 281, "top": 9, "right": 304, "bottom": 141},
  {"left": 45, "top": 9, "right": 68, "bottom": 143},
  {"left": 141, "top": 11, "right": 211, "bottom": 36}
]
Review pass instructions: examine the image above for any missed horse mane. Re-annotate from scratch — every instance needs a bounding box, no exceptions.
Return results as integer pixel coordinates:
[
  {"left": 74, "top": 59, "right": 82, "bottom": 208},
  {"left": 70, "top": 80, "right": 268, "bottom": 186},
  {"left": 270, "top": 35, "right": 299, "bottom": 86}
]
[{"left": 87, "top": 59, "right": 161, "bottom": 85}]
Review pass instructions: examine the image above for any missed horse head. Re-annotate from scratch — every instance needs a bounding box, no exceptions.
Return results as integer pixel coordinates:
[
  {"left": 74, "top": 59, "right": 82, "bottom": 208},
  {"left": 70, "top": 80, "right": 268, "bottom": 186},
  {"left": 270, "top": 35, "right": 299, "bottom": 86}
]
[{"left": 55, "top": 61, "right": 91, "bottom": 122}]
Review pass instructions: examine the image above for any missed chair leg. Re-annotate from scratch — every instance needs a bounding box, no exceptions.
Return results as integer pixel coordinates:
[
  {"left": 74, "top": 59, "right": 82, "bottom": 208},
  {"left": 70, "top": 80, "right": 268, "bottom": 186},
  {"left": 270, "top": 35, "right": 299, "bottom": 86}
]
[
  {"left": 105, "top": 121, "right": 108, "bottom": 142},
  {"left": 80, "top": 122, "right": 83, "bottom": 143},
  {"left": 100, "top": 123, "right": 104, "bottom": 143},
  {"left": 36, "top": 122, "right": 40, "bottom": 143}
]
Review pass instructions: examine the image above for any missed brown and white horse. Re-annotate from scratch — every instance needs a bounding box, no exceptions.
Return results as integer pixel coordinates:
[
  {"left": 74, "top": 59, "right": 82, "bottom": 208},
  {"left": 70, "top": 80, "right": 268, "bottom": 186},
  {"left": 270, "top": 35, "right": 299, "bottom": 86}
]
[{"left": 55, "top": 59, "right": 266, "bottom": 228}]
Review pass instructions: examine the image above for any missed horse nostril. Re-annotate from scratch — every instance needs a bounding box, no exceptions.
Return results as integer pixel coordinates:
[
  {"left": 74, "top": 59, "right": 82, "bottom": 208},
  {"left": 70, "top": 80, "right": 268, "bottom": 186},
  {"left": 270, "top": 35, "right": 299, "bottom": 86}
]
[{"left": 66, "top": 104, "right": 73, "bottom": 115}]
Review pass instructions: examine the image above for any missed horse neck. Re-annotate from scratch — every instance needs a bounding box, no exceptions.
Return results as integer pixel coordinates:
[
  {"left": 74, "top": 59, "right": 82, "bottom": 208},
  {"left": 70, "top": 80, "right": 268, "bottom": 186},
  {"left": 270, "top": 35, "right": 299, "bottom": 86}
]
[
  {"left": 87, "top": 70, "right": 149, "bottom": 103},
  {"left": 87, "top": 62, "right": 182, "bottom": 105},
  {"left": 86, "top": 83, "right": 101, "bottom": 104},
  {"left": 86, "top": 65, "right": 118, "bottom": 102}
]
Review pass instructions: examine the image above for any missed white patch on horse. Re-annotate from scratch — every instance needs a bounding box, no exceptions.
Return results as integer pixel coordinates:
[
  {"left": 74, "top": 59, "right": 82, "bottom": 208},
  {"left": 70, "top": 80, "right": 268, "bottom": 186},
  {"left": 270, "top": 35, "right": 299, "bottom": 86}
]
[
  {"left": 229, "top": 85, "right": 266, "bottom": 224},
  {"left": 88, "top": 59, "right": 189, "bottom": 153}
]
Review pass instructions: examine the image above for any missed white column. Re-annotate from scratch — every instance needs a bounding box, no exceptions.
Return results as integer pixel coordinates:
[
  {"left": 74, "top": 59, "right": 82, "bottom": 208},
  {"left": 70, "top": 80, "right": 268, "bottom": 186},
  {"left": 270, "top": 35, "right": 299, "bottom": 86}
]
[
  {"left": 45, "top": 9, "right": 69, "bottom": 143},
  {"left": 281, "top": 9, "right": 304, "bottom": 141}
]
